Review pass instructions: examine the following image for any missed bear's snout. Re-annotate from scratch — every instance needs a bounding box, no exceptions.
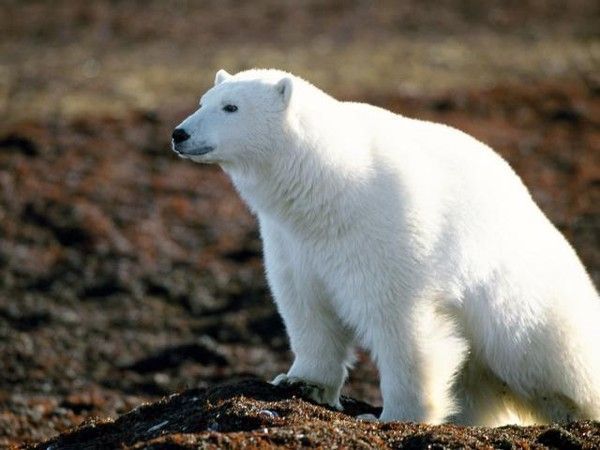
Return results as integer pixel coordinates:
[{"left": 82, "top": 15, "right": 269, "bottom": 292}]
[{"left": 172, "top": 128, "right": 191, "bottom": 144}]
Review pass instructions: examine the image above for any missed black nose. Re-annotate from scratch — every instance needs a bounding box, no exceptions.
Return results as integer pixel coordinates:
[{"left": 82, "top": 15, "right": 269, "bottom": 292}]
[{"left": 172, "top": 128, "right": 190, "bottom": 144}]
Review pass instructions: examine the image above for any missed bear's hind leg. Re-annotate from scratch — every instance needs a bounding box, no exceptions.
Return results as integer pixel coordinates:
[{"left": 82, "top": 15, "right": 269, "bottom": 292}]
[
  {"left": 464, "top": 286, "right": 600, "bottom": 424},
  {"left": 371, "top": 299, "right": 468, "bottom": 423},
  {"left": 452, "top": 357, "right": 538, "bottom": 426},
  {"left": 523, "top": 320, "right": 600, "bottom": 423}
]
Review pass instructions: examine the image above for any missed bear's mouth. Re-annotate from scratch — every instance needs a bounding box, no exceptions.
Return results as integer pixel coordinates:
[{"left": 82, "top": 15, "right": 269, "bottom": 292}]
[{"left": 173, "top": 145, "right": 215, "bottom": 156}]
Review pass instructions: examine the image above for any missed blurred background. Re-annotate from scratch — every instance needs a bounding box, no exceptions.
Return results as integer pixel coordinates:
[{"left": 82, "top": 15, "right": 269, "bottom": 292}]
[{"left": 0, "top": 0, "right": 598, "bottom": 446}]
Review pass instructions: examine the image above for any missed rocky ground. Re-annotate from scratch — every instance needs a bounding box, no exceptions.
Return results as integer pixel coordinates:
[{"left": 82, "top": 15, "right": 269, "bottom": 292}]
[
  {"left": 1, "top": 1, "right": 599, "bottom": 448},
  {"left": 29, "top": 380, "right": 600, "bottom": 449}
]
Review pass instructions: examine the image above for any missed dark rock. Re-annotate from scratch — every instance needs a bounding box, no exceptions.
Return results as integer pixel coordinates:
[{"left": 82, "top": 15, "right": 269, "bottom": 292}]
[
  {"left": 549, "top": 107, "right": 582, "bottom": 124},
  {"left": 0, "top": 309, "right": 51, "bottom": 332},
  {"left": 122, "top": 338, "right": 230, "bottom": 374},
  {"left": 22, "top": 201, "right": 92, "bottom": 248},
  {"left": 536, "top": 427, "right": 583, "bottom": 450},
  {"left": 0, "top": 133, "right": 39, "bottom": 156},
  {"left": 81, "top": 276, "right": 128, "bottom": 299},
  {"left": 430, "top": 98, "right": 455, "bottom": 112}
]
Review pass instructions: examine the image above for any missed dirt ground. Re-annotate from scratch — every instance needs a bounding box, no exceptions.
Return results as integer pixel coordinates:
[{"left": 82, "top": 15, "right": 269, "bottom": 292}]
[
  {"left": 0, "top": 1, "right": 599, "bottom": 448},
  {"left": 28, "top": 380, "right": 600, "bottom": 449}
]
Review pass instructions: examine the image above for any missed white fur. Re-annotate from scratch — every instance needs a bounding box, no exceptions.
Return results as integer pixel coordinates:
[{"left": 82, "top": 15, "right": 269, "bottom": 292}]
[{"left": 174, "top": 68, "right": 600, "bottom": 426}]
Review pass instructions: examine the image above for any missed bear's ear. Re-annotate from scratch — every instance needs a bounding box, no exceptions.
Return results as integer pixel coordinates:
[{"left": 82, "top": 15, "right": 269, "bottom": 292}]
[
  {"left": 275, "top": 77, "right": 293, "bottom": 108},
  {"left": 215, "top": 69, "right": 232, "bottom": 85}
]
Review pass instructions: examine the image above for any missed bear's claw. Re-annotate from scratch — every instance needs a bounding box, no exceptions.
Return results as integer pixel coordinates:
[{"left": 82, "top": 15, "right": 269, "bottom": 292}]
[
  {"left": 270, "top": 373, "right": 343, "bottom": 410},
  {"left": 356, "top": 413, "right": 379, "bottom": 421}
]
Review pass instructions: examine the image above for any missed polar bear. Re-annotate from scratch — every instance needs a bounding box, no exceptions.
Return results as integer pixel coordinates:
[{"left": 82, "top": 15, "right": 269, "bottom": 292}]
[{"left": 172, "top": 68, "right": 600, "bottom": 426}]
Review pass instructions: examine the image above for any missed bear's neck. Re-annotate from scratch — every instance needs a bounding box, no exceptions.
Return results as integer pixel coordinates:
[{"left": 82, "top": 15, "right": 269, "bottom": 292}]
[{"left": 223, "top": 107, "right": 370, "bottom": 238}]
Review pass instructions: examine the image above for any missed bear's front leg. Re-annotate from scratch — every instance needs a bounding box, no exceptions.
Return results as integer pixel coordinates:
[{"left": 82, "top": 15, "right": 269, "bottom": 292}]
[
  {"left": 261, "top": 220, "right": 354, "bottom": 409},
  {"left": 270, "top": 290, "right": 354, "bottom": 410}
]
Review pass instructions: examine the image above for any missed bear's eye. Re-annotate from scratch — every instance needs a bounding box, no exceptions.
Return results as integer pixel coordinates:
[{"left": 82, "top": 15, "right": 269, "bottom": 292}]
[{"left": 223, "top": 104, "right": 238, "bottom": 113}]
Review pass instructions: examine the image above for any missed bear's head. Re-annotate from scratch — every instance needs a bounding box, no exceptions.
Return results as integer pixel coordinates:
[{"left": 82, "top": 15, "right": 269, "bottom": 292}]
[{"left": 172, "top": 69, "right": 293, "bottom": 166}]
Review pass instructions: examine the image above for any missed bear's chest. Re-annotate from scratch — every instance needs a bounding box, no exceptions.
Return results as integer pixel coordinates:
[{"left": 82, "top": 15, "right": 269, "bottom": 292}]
[{"left": 289, "top": 228, "right": 405, "bottom": 309}]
